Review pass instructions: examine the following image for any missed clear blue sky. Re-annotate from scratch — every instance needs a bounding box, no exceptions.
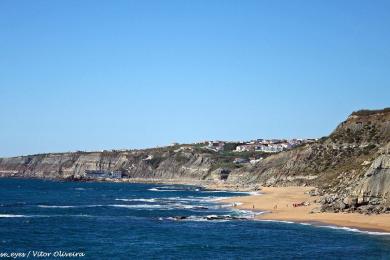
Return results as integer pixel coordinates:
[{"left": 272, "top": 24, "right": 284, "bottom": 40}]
[{"left": 1, "top": 1, "right": 389, "bottom": 157}]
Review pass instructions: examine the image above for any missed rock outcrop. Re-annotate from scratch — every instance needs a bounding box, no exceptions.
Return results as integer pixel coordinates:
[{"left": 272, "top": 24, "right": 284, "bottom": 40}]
[{"left": 353, "top": 155, "right": 390, "bottom": 206}]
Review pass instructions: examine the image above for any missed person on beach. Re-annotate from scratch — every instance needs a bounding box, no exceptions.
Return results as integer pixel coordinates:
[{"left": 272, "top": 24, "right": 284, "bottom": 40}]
[{"left": 253, "top": 204, "right": 255, "bottom": 209}]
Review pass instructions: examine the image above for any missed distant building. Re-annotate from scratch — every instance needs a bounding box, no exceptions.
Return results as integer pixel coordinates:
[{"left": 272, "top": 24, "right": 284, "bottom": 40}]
[
  {"left": 207, "top": 141, "right": 225, "bottom": 152},
  {"left": 235, "top": 144, "right": 256, "bottom": 152}
]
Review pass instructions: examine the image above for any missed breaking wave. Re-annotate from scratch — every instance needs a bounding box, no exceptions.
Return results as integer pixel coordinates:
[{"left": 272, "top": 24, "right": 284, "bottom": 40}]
[
  {"left": 256, "top": 219, "right": 390, "bottom": 236},
  {"left": 115, "top": 198, "right": 157, "bottom": 203},
  {"left": 108, "top": 204, "right": 165, "bottom": 209},
  {"left": 37, "top": 205, "right": 105, "bottom": 209},
  {"left": 148, "top": 188, "right": 183, "bottom": 192},
  {"left": 318, "top": 225, "right": 390, "bottom": 236},
  {"left": 0, "top": 214, "right": 29, "bottom": 218}
]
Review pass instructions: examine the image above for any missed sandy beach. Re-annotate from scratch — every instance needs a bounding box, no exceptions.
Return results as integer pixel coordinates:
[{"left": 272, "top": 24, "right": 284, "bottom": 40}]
[{"left": 221, "top": 187, "right": 390, "bottom": 233}]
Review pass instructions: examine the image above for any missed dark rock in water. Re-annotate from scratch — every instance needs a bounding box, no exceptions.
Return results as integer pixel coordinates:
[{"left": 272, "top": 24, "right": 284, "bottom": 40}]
[
  {"left": 205, "top": 215, "right": 248, "bottom": 221},
  {"left": 192, "top": 206, "right": 208, "bottom": 210},
  {"left": 173, "top": 216, "right": 188, "bottom": 220},
  {"left": 171, "top": 215, "right": 248, "bottom": 221},
  {"left": 206, "top": 215, "right": 222, "bottom": 220}
]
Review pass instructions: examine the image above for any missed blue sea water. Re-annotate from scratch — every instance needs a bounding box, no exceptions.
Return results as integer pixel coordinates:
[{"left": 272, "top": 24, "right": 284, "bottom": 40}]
[{"left": 1, "top": 178, "right": 390, "bottom": 259}]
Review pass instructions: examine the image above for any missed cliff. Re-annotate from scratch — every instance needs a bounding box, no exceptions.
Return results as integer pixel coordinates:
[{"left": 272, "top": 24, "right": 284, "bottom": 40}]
[{"left": 1, "top": 108, "right": 389, "bottom": 213}]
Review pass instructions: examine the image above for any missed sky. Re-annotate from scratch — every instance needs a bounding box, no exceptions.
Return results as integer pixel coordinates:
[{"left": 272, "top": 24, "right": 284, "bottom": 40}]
[{"left": 1, "top": 1, "right": 389, "bottom": 157}]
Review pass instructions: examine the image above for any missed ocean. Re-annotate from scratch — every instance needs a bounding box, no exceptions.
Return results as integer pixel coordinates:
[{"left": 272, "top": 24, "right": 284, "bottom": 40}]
[{"left": 1, "top": 178, "right": 390, "bottom": 259}]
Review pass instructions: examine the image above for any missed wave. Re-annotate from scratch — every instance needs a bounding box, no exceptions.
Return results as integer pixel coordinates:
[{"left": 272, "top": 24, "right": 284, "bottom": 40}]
[
  {"left": 0, "top": 214, "right": 29, "bottom": 218},
  {"left": 257, "top": 219, "right": 295, "bottom": 224},
  {"left": 108, "top": 204, "right": 165, "bottom": 209},
  {"left": 115, "top": 198, "right": 157, "bottom": 203},
  {"left": 0, "top": 214, "right": 96, "bottom": 218},
  {"left": 148, "top": 188, "right": 183, "bottom": 192},
  {"left": 37, "top": 205, "right": 105, "bottom": 209},
  {"left": 107, "top": 203, "right": 209, "bottom": 210},
  {"left": 116, "top": 197, "right": 212, "bottom": 203},
  {"left": 256, "top": 219, "right": 390, "bottom": 236},
  {"left": 247, "top": 191, "right": 261, "bottom": 195},
  {"left": 38, "top": 205, "right": 78, "bottom": 209},
  {"left": 161, "top": 196, "right": 226, "bottom": 203},
  {"left": 318, "top": 225, "right": 390, "bottom": 236},
  {"left": 73, "top": 188, "right": 92, "bottom": 191},
  {"left": 233, "top": 209, "right": 265, "bottom": 219},
  {"left": 37, "top": 202, "right": 211, "bottom": 211},
  {"left": 223, "top": 202, "right": 243, "bottom": 207}
]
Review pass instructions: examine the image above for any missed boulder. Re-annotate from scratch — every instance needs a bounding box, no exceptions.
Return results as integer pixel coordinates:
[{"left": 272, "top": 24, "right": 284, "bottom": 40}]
[
  {"left": 343, "top": 197, "right": 358, "bottom": 207},
  {"left": 338, "top": 201, "right": 347, "bottom": 210}
]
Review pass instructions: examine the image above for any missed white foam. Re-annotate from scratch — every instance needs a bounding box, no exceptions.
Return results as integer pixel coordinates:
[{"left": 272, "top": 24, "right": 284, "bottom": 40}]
[
  {"left": 115, "top": 198, "right": 156, "bottom": 203},
  {"left": 1, "top": 214, "right": 98, "bottom": 218},
  {"left": 209, "top": 197, "right": 233, "bottom": 202},
  {"left": 227, "top": 202, "right": 243, "bottom": 207},
  {"left": 38, "top": 205, "right": 77, "bottom": 209},
  {"left": 164, "top": 196, "right": 226, "bottom": 202},
  {"left": 0, "top": 214, "right": 28, "bottom": 218},
  {"left": 202, "top": 190, "right": 237, "bottom": 193},
  {"left": 247, "top": 191, "right": 262, "bottom": 196},
  {"left": 108, "top": 204, "right": 166, "bottom": 209},
  {"left": 148, "top": 188, "right": 183, "bottom": 192},
  {"left": 257, "top": 219, "right": 295, "bottom": 224},
  {"left": 74, "top": 188, "right": 89, "bottom": 191},
  {"left": 255, "top": 219, "right": 390, "bottom": 236},
  {"left": 38, "top": 205, "right": 105, "bottom": 209},
  {"left": 317, "top": 225, "right": 390, "bottom": 236}
]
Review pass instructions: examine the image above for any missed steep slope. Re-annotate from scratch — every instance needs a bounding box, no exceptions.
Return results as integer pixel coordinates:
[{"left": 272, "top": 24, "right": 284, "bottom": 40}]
[
  {"left": 0, "top": 147, "right": 218, "bottom": 181},
  {"left": 226, "top": 108, "right": 390, "bottom": 212}
]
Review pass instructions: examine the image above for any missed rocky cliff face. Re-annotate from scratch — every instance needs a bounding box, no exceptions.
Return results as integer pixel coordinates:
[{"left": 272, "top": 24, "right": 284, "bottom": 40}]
[
  {"left": 353, "top": 154, "right": 390, "bottom": 204},
  {"left": 0, "top": 148, "right": 216, "bottom": 181},
  {"left": 1, "top": 108, "right": 389, "bottom": 213}
]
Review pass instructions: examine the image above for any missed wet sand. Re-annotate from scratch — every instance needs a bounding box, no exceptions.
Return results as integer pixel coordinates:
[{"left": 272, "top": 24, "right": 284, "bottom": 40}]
[{"left": 221, "top": 186, "right": 390, "bottom": 233}]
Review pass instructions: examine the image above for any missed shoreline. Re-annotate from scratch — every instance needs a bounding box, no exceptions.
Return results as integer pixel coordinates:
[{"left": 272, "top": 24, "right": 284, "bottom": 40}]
[
  {"left": 3, "top": 176, "right": 390, "bottom": 234},
  {"left": 220, "top": 186, "right": 390, "bottom": 234}
]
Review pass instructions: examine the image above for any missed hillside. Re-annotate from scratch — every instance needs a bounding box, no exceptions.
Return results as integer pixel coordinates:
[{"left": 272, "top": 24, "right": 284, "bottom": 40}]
[
  {"left": 227, "top": 108, "right": 390, "bottom": 213},
  {"left": 1, "top": 108, "right": 389, "bottom": 214}
]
